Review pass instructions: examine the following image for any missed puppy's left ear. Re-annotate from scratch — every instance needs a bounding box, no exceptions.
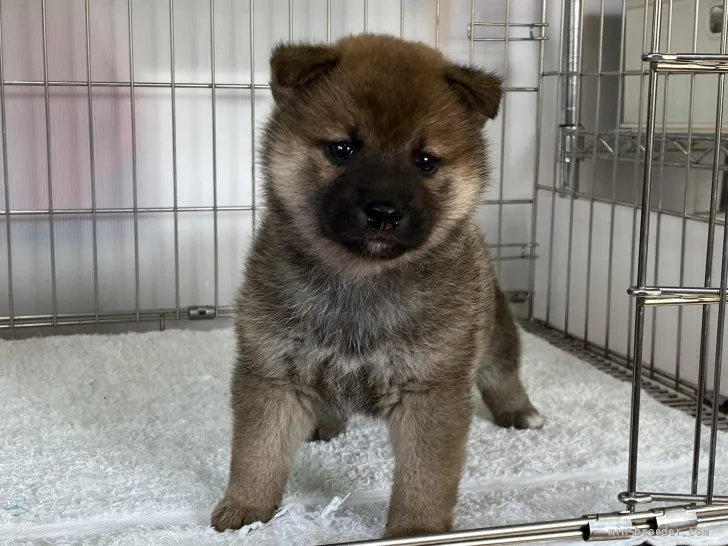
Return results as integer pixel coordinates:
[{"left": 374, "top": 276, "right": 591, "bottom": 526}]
[
  {"left": 445, "top": 64, "right": 503, "bottom": 123},
  {"left": 269, "top": 42, "right": 340, "bottom": 103}
]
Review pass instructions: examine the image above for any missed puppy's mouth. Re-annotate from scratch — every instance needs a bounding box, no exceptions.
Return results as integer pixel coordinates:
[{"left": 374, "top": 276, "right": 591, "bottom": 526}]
[
  {"left": 347, "top": 234, "right": 411, "bottom": 261},
  {"left": 318, "top": 213, "right": 426, "bottom": 261}
]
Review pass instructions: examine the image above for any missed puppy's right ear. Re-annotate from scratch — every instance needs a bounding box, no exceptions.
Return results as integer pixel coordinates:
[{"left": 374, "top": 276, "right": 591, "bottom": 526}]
[
  {"left": 445, "top": 63, "right": 503, "bottom": 124},
  {"left": 269, "top": 43, "right": 340, "bottom": 103}
]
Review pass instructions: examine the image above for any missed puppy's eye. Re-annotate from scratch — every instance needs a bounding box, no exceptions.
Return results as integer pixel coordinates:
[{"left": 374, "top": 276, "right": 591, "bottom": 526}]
[
  {"left": 325, "top": 141, "right": 355, "bottom": 164},
  {"left": 414, "top": 151, "right": 439, "bottom": 175}
]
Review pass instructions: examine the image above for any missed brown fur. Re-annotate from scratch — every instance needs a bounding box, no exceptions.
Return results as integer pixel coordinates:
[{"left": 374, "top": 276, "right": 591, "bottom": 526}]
[{"left": 211, "top": 34, "right": 543, "bottom": 539}]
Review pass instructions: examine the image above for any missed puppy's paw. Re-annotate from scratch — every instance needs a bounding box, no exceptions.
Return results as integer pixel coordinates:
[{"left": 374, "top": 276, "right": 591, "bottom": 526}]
[
  {"left": 493, "top": 408, "right": 545, "bottom": 430},
  {"left": 210, "top": 498, "right": 277, "bottom": 532}
]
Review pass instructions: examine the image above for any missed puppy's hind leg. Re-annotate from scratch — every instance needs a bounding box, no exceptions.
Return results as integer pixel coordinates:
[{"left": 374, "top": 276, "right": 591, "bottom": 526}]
[{"left": 477, "top": 290, "right": 544, "bottom": 430}]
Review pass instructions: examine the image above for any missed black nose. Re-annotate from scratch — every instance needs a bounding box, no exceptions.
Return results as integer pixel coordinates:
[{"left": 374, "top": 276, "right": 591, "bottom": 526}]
[{"left": 363, "top": 201, "right": 404, "bottom": 231}]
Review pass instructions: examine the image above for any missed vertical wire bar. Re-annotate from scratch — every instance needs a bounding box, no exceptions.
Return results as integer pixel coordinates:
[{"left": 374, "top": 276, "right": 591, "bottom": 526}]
[
  {"left": 84, "top": 0, "right": 100, "bottom": 324},
  {"left": 709, "top": 100, "right": 728, "bottom": 503},
  {"left": 527, "top": 0, "right": 548, "bottom": 320},
  {"left": 400, "top": 0, "right": 404, "bottom": 38},
  {"left": 675, "top": 0, "right": 701, "bottom": 394},
  {"left": 127, "top": 0, "right": 140, "bottom": 321},
  {"left": 434, "top": 0, "right": 440, "bottom": 48},
  {"left": 169, "top": 0, "right": 180, "bottom": 319},
  {"left": 562, "top": 0, "right": 584, "bottom": 337},
  {"left": 692, "top": 0, "right": 728, "bottom": 496},
  {"left": 0, "top": 0, "right": 12, "bottom": 329},
  {"left": 364, "top": 0, "right": 368, "bottom": 33},
  {"left": 603, "top": 0, "right": 629, "bottom": 355},
  {"left": 625, "top": 0, "right": 653, "bottom": 369},
  {"left": 469, "top": 0, "right": 475, "bottom": 65},
  {"left": 583, "top": 0, "right": 606, "bottom": 345},
  {"left": 210, "top": 0, "right": 218, "bottom": 314},
  {"left": 563, "top": 174, "right": 576, "bottom": 334},
  {"left": 704, "top": 0, "right": 728, "bottom": 502},
  {"left": 250, "top": 0, "right": 256, "bottom": 230},
  {"left": 648, "top": 0, "right": 674, "bottom": 377},
  {"left": 495, "top": 0, "right": 511, "bottom": 277},
  {"left": 559, "top": 0, "right": 582, "bottom": 197},
  {"left": 40, "top": 0, "right": 57, "bottom": 326},
  {"left": 545, "top": 0, "right": 570, "bottom": 327},
  {"left": 289, "top": 0, "right": 293, "bottom": 39},
  {"left": 626, "top": 0, "right": 663, "bottom": 499},
  {"left": 326, "top": 0, "right": 331, "bottom": 42}
]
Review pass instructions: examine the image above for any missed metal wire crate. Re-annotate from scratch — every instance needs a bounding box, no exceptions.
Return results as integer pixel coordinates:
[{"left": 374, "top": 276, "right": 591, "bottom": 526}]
[{"left": 3, "top": 0, "right": 728, "bottom": 544}]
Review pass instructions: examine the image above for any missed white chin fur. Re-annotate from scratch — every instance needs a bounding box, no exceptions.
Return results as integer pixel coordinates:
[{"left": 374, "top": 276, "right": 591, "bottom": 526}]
[{"left": 366, "top": 241, "right": 390, "bottom": 254}]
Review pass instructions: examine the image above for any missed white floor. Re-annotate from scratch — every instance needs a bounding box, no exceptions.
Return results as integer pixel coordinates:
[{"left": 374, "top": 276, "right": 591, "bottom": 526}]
[{"left": 2, "top": 326, "right": 728, "bottom": 545}]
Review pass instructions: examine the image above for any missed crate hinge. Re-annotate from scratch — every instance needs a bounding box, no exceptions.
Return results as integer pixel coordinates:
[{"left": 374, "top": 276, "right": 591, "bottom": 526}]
[{"left": 187, "top": 305, "right": 217, "bottom": 320}]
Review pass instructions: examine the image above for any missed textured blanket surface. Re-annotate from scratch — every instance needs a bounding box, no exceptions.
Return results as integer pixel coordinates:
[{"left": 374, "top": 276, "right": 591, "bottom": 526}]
[{"left": 2, "top": 326, "right": 728, "bottom": 545}]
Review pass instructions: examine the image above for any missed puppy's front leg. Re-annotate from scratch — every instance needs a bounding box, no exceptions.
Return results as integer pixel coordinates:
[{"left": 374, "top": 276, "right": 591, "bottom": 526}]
[
  {"left": 384, "top": 385, "right": 473, "bottom": 538},
  {"left": 211, "top": 373, "right": 315, "bottom": 532}
]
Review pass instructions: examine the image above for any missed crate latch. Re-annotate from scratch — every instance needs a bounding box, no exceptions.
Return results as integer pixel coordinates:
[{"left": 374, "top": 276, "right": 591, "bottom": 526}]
[{"left": 586, "top": 507, "right": 699, "bottom": 542}]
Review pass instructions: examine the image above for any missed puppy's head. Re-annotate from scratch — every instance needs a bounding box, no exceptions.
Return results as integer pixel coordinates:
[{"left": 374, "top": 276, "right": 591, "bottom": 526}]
[{"left": 262, "top": 34, "right": 502, "bottom": 275}]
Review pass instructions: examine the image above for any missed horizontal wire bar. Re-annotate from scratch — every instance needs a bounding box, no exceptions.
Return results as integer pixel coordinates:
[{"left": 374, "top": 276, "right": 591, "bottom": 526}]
[
  {"left": 0, "top": 79, "right": 538, "bottom": 94},
  {"left": 536, "top": 184, "right": 726, "bottom": 226},
  {"left": 542, "top": 69, "right": 645, "bottom": 77},
  {"left": 478, "top": 198, "right": 534, "bottom": 205},
  {"left": 644, "top": 52, "right": 728, "bottom": 73},
  {"left": 0, "top": 205, "right": 254, "bottom": 216},
  {"left": 628, "top": 286, "right": 728, "bottom": 307},
  {"left": 632, "top": 287, "right": 728, "bottom": 296},
  {"left": 333, "top": 503, "right": 728, "bottom": 546},
  {"left": 493, "top": 242, "right": 538, "bottom": 248},
  {"left": 0, "top": 308, "right": 234, "bottom": 330},
  {"left": 471, "top": 22, "right": 548, "bottom": 28},
  {"left": 329, "top": 519, "right": 591, "bottom": 546},
  {"left": 578, "top": 156, "right": 728, "bottom": 171},
  {"left": 701, "top": 514, "right": 728, "bottom": 525},
  {"left": 499, "top": 87, "right": 538, "bottom": 92},
  {"left": 578, "top": 145, "right": 728, "bottom": 166},
  {"left": 494, "top": 254, "right": 537, "bottom": 262},
  {"left": 0, "top": 285, "right": 535, "bottom": 331},
  {"left": 580, "top": 131, "right": 728, "bottom": 147},
  {"left": 0, "top": 198, "right": 535, "bottom": 217},
  {"left": 645, "top": 52, "right": 728, "bottom": 64},
  {"left": 655, "top": 62, "right": 728, "bottom": 74},
  {"left": 4, "top": 80, "right": 270, "bottom": 90},
  {"left": 470, "top": 37, "right": 547, "bottom": 42},
  {"left": 467, "top": 21, "right": 548, "bottom": 43},
  {"left": 636, "top": 491, "right": 728, "bottom": 504},
  {"left": 634, "top": 297, "right": 722, "bottom": 307}
]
